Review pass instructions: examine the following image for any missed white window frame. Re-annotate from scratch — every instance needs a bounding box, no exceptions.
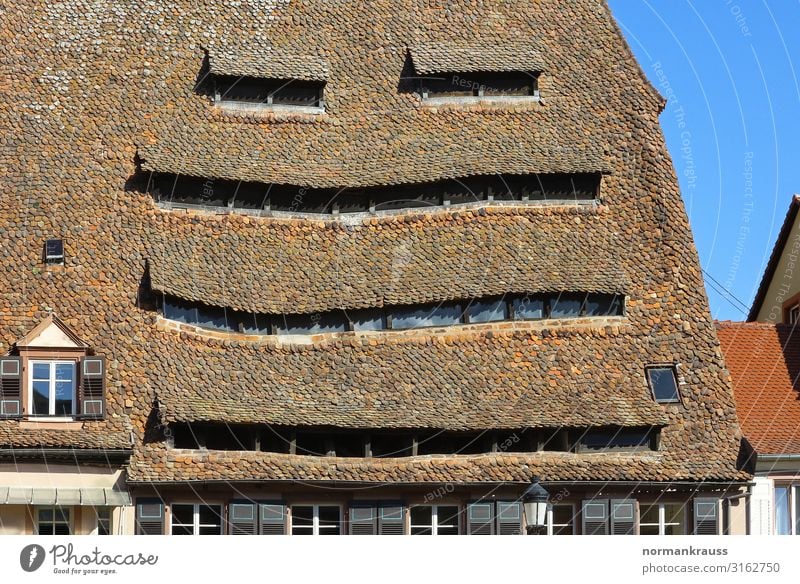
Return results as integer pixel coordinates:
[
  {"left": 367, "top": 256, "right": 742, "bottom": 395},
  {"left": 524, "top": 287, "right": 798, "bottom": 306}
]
[
  {"left": 36, "top": 506, "right": 72, "bottom": 535},
  {"left": 28, "top": 360, "right": 77, "bottom": 419},
  {"left": 410, "top": 504, "right": 461, "bottom": 535},
  {"left": 639, "top": 502, "right": 686, "bottom": 535},
  {"left": 790, "top": 305, "right": 800, "bottom": 325},
  {"left": 169, "top": 503, "right": 223, "bottom": 536},
  {"left": 546, "top": 503, "right": 576, "bottom": 535},
  {"left": 773, "top": 483, "right": 800, "bottom": 535},
  {"left": 290, "top": 504, "right": 342, "bottom": 536}
]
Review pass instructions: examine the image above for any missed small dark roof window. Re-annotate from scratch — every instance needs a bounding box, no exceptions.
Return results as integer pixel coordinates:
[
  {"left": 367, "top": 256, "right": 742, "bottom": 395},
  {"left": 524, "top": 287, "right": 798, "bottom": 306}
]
[
  {"left": 646, "top": 366, "right": 681, "bottom": 403},
  {"left": 44, "top": 239, "right": 64, "bottom": 265}
]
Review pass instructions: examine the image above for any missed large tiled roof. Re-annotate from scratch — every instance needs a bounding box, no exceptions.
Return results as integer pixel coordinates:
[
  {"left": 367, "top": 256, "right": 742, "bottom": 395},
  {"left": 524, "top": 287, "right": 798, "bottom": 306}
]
[
  {"left": 147, "top": 206, "right": 629, "bottom": 314},
  {"left": 1, "top": 0, "right": 748, "bottom": 484},
  {"left": 717, "top": 321, "right": 800, "bottom": 455}
]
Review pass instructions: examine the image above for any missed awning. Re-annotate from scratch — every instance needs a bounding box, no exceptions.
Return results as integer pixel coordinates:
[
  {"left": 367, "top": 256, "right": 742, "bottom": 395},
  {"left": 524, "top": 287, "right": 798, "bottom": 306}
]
[
  {"left": 0, "top": 486, "right": 131, "bottom": 506},
  {"left": 208, "top": 47, "right": 329, "bottom": 81},
  {"left": 409, "top": 43, "right": 545, "bottom": 75}
]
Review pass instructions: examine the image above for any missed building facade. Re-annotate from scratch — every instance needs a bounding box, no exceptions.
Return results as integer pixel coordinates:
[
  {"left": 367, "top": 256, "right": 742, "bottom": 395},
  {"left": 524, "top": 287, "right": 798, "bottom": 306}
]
[{"left": 1, "top": 0, "right": 750, "bottom": 535}]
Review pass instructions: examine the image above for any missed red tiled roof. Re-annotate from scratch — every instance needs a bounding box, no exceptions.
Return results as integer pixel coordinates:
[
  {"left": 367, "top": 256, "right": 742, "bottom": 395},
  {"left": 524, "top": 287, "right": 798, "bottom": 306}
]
[{"left": 717, "top": 321, "right": 800, "bottom": 455}]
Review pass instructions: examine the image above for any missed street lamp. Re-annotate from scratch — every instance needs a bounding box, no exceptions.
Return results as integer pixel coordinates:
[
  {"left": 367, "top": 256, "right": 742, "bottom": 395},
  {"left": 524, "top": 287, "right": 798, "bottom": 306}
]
[{"left": 522, "top": 477, "right": 549, "bottom": 534}]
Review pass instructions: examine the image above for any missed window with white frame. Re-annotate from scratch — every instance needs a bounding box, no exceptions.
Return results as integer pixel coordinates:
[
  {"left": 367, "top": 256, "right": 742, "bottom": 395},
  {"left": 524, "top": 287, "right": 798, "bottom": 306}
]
[
  {"left": 774, "top": 485, "right": 800, "bottom": 535},
  {"left": 29, "top": 361, "right": 76, "bottom": 417},
  {"left": 410, "top": 505, "right": 460, "bottom": 535},
  {"left": 639, "top": 503, "right": 686, "bottom": 535},
  {"left": 291, "top": 505, "right": 341, "bottom": 535},
  {"left": 548, "top": 504, "right": 575, "bottom": 535},
  {"left": 789, "top": 305, "right": 800, "bottom": 325},
  {"left": 96, "top": 508, "right": 111, "bottom": 535},
  {"left": 170, "top": 504, "right": 223, "bottom": 535},
  {"left": 37, "top": 507, "right": 71, "bottom": 535}
]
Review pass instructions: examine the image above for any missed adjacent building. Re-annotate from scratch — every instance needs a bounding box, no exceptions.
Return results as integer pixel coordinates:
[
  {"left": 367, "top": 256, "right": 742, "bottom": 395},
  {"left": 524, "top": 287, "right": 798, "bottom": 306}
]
[
  {"left": 716, "top": 195, "right": 800, "bottom": 535},
  {"left": 1, "top": 0, "right": 751, "bottom": 535}
]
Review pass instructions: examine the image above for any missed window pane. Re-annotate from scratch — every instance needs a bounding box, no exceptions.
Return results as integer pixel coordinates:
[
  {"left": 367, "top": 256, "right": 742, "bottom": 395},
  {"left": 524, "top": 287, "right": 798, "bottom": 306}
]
[
  {"left": 640, "top": 525, "right": 659, "bottom": 535},
  {"left": 292, "top": 506, "right": 314, "bottom": 530},
  {"left": 639, "top": 504, "right": 659, "bottom": 525},
  {"left": 171, "top": 504, "right": 194, "bottom": 526},
  {"left": 53, "top": 522, "right": 71, "bottom": 536},
  {"left": 55, "top": 381, "right": 73, "bottom": 415},
  {"left": 198, "top": 505, "right": 222, "bottom": 526},
  {"left": 196, "top": 306, "right": 231, "bottom": 331},
  {"left": 410, "top": 506, "right": 433, "bottom": 531},
  {"left": 275, "top": 312, "right": 347, "bottom": 335},
  {"left": 390, "top": 304, "right": 462, "bottom": 330},
  {"left": 171, "top": 525, "right": 194, "bottom": 536},
  {"left": 663, "top": 503, "right": 686, "bottom": 535},
  {"left": 318, "top": 506, "right": 341, "bottom": 533},
  {"left": 512, "top": 296, "right": 543, "bottom": 320},
  {"left": 437, "top": 506, "right": 460, "bottom": 534},
  {"left": 349, "top": 309, "right": 386, "bottom": 332},
  {"left": 38, "top": 523, "right": 55, "bottom": 536},
  {"left": 32, "top": 363, "right": 50, "bottom": 379},
  {"left": 199, "top": 525, "right": 221, "bottom": 535},
  {"left": 271, "top": 80, "right": 322, "bottom": 107},
  {"left": 55, "top": 363, "right": 75, "bottom": 380},
  {"left": 648, "top": 368, "right": 680, "bottom": 402},
  {"left": 38, "top": 508, "right": 53, "bottom": 522},
  {"left": 776, "top": 487, "right": 791, "bottom": 535},
  {"left": 550, "top": 293, "right": 585, "bottom": 317},
  {"left": 32, "top": 381, "right": 50, "bottom": 415},
  {"left": 163, "top": 297, "right": 197, "bottom": 324},
  {"left": 467, "top": 299, "right": 507, "bottom": 323},
  {"left": 585, "top": 294, "right": 623, "bottom": 316}
]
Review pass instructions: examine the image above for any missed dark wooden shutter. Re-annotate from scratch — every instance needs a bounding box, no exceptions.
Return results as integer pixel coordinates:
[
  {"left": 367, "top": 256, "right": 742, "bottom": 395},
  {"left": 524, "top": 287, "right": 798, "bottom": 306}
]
[
  {"left": 0, "top": 357, "right": 22, "bottom": 418},
  {"left": 228, "top": 502, "right": 257, "bottom": 535},
  {"left": 693, "top": 498, "right": 720, "bottom": 535},
  {"left": 496, "top": 501, "right": 523, "bottom": 535},
  {"left": 378, "top": 504, "right": 405, "bottom": 535},
  {"left": 611, "top": 499, "right": 637, "bottom": 535},
  {"left": 136, "top": 500, "right": 164, "bottom": 535},
  {"left": 582, "top": 500, "right": 609, "bottom": 535},
  {"left": 467, "top": 502, "right": 495, "bottom": 535},
  {"left": 349, "top": 504, "right": 377, "bottom": 535},
  {"left": 259, "top": 503, "right": 286, "bottom": 535},
  {"left": 78, "top": 356, "right": 105, "bottom": 419}
]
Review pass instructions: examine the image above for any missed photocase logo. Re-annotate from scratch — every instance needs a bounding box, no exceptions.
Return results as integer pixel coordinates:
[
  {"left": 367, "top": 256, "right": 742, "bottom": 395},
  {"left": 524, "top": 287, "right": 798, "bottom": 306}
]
[{"left": 20, "top": 544, "right": 46, "bottom": 572}]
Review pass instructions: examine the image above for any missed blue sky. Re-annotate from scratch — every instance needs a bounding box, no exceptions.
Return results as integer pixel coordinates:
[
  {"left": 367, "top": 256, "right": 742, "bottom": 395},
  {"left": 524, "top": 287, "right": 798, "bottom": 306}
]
[{"left": 608, "top": 1, "right": 800, "bottom": 320}]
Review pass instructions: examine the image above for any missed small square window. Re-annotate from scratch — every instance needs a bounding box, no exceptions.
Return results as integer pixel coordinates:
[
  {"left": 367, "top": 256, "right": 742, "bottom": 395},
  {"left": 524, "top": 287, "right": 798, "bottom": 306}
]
[
  {"left": 789, "top": 304, "right": 800, "bottom": 325},
  {"left": 44, "top": 239, "right": 64, "bottom": 265},
  {"left": 646, "top": 366, "right": 681, "bottom": 403}
]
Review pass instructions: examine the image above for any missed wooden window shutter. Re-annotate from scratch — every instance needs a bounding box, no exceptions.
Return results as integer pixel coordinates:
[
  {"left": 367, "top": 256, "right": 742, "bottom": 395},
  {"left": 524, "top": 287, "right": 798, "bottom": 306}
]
[
  {"left": 349, "top": 504, "right": 377, "bottom": 535},
  {"left": 378, "top": 504, "right": 405, "bottom": 535},
  {"left": 259, "top": 503, "right": 286, "bottom": 535},
  {"left": 467, "top": 502, "right": 495, "bottom": 535},
  {"left": 693, "top": 498, "right": 720, "bottom": 535},
  {"left": 78, "top": 356, "right": 106, "bottom": 419},
  {"left": 610, "top": 499, "right": 637, "bottom": 535},
  {"left": 582, "top": 500, "right": 609, "bottom": 535},
  {"left": 496, "top": 501, "right": 523, "bottom": 535},
  {"left": 0, "top": 357, "right": 22, "bottom": 418},
  {"left": 136, "top": 500, "right": 164, "bottom": 535},
  {"left": 229, "top": 502, "right": 257, "bottom": 535}
]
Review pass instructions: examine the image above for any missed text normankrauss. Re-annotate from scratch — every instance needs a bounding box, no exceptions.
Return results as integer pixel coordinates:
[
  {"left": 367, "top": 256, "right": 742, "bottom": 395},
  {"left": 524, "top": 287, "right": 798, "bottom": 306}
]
[
  {"left": 643, "top": 547, "right": 728, "bottom": 556},
  {"left": 50, "top": 544, "right": 158, "bottom": 566}
]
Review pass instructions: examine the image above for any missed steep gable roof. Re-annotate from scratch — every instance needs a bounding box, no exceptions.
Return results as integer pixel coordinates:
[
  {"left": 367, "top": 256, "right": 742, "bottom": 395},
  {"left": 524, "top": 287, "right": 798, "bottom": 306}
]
[
  {"left": 748, "top": 195, "right": 800, "bottom": 321},
  {"left": 14, "top": 314, "right": 89, "bottom": 349}
]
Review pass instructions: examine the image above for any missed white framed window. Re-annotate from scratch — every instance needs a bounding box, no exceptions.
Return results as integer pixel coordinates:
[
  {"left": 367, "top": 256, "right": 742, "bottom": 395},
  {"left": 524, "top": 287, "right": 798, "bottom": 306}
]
[
  {"left": 170, "top": 503, "right": 223, "bottom": 535},
  {"left": 774, "top": 484, "right": 800, "bottom": 535},
  {"left": 291, "top": 504, "right": 341, "bottom": 535},
  {"left": 790, "top": 305, "right": 800, "bottom": 325},
  {"left": 640, "top": 502, "right": 686, "bottom": 535},
  {"left": 410, "top": 505, "right": 460, "bottom": 535},
  {"left": 29, "top": 360, "right": 76, "bottom": 417},
  {"left": 547, "top": 504, "right": 576, "bottom": 535},
  {"left": 37, "top": 506, "right": 71, "bottom": 535}
]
